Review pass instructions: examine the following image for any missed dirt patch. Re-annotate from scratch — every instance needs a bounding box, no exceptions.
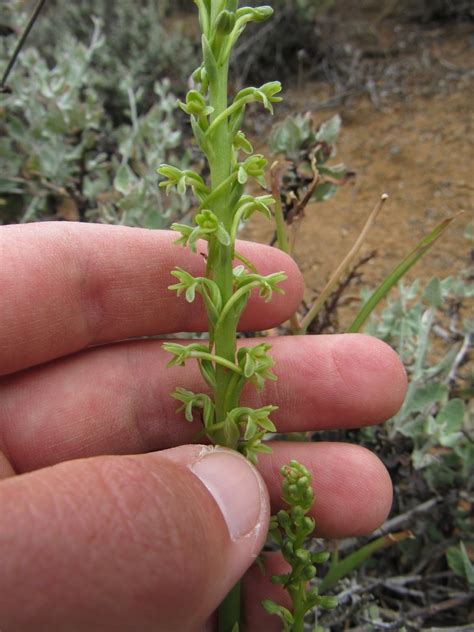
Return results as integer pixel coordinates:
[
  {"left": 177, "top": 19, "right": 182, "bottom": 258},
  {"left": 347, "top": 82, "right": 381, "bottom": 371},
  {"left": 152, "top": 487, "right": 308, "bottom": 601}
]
[{"left": 241, "top": 23, "right": 473, "bottom": 328}]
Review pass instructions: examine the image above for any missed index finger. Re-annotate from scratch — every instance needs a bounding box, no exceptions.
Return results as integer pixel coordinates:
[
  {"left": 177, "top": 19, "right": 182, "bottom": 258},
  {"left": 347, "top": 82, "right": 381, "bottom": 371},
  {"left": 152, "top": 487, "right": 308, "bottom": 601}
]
[{"left": 0, "top": 222, "right": 303, "bottom": 376}]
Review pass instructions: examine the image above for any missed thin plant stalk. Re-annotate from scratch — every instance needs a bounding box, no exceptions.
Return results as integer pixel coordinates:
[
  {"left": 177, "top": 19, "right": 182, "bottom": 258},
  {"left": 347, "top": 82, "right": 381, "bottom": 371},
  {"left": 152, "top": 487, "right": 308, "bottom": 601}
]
[
  {"left": 270, "top": 160, "right": 291, "bottom": 256},
  {"left": 1, "top": 0, "right": 48, "bottom": 91},
  {"left": 270, "top": 161, "right": 301, "bottom": 333},
  {"left": 299, "top": 193, "right": 388, "bottom": 335}
]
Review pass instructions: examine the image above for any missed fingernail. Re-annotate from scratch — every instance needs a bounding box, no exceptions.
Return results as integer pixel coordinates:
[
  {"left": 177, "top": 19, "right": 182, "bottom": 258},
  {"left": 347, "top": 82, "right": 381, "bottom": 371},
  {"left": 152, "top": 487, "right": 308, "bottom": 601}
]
[{"left": 190, "top": 448, "right": 267, "bottom": 541}]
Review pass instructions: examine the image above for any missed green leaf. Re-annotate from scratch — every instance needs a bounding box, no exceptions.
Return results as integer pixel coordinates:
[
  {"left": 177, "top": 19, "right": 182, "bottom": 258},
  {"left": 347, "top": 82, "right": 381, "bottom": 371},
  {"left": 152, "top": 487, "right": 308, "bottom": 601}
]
[
  {"left": 318, "top": 163, "right": 349, "bottom": 180},
  {"left": 320, "top": 531, "right": 413, "bottom": 592},
  {"left": 114, "top": 163, "right": 135, "bottom": 195},
  {"left": 215, "top": 10, "right": 236, "bottom": 35},
  {"left": 436, "top": 398, "right": 465, "bottom": 437},
  {"left": 447, "top": 542, "right": 474, "bottom": 590},
  {"left": 315, "top": 114, "right": 341, "bottom": 144},
  {"left": 423, "top": 277, "right": 443, "bottom": 307},
  {"left": 269, "top": 116, "right": 302, "bottom": 160},
  {"left": 202, "top": 34, "right": 217, "bottom": 82},
  {"left": 398, "top": 415, "right": 425, "bottom": 440},
  {"left": 191, "top": 117, "right": 207, "bottom": 151},
  {"left": 407, "top": 383, "right": 449, "bottom": 414},
  {"left": 348, "top": 215, "right": 458, "bottom": 333},
  {"left": 312, "top": 182, "right": 338, "bottom": 202}
]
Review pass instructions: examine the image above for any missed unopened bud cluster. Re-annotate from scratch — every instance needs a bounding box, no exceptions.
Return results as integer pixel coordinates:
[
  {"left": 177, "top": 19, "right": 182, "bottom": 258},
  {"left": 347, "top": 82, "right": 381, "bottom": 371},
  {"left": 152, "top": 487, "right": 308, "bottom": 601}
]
[{"left": 263, "top": 461, "right": 338, "bottom": 630}]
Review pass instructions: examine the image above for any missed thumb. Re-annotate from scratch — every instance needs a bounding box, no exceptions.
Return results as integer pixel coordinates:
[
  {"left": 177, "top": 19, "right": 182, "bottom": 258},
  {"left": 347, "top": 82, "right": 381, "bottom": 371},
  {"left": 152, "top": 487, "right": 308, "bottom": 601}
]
[{"left": 0, "top": 445, "right": 270, "bottom": 632}]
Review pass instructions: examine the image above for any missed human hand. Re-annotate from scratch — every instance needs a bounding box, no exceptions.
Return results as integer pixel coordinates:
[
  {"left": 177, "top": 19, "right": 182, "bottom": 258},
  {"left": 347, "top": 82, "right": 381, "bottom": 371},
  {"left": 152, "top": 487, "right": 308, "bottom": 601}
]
[{"left": 0, "top": 222, "right": 407, "bottom": 631}]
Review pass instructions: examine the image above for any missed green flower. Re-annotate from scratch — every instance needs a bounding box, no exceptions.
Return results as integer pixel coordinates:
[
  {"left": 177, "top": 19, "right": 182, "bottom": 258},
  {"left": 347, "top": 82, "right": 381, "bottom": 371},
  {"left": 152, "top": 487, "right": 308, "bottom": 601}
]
[
  {"left": 157, "top": 164, "right": 209, "bottom": 201},
  {"left": 237, "top": 343, "right": 277, "bottom": 389},
  {"left": 195, "top": 209, "right": 231, "bottom": 246},
  {"left": 237, "top": 154, "right": 268, "bottom": 186},
  {"left": 170, "top": 211, "right": 230, "bottom": 252},
  {"left": 178, "top": 90, "right": 214, "bottom": 117},
  {"left": 172, "top": 387, "right": 215, "bottom": 427}
]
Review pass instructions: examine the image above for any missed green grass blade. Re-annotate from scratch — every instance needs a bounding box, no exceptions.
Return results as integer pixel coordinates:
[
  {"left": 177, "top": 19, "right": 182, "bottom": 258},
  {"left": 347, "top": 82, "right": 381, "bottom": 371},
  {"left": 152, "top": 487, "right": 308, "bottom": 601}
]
[
  {"left": 347, "top": 215, "right": 459, "bottom": 333},
  {"left": 319, "top": 530, "right": 413, "bottom": 593}
]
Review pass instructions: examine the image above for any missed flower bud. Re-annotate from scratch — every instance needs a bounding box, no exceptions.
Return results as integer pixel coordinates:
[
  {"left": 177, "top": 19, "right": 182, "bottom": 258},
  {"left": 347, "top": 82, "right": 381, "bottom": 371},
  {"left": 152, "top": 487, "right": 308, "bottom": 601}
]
[
  {"left": 312, "top": 551, "right": 331, "bottom": 564},
  {"left": 302, "top": 564, "right": 317, "bottom": 581},
  {"left": 195, "top": 208, "right": 218, "bottom": 233},
  {"left": 180, "top": 90, "right": 213, "bottom": 117},
  {"left": 318, "top": 595, "right": 338, "bottom": 610},
  {"left": 295, "top": 548, "right": 310, "bottom": 563},
  {"left": 215, "top": 10, "right": 236, "bottom": 34}
]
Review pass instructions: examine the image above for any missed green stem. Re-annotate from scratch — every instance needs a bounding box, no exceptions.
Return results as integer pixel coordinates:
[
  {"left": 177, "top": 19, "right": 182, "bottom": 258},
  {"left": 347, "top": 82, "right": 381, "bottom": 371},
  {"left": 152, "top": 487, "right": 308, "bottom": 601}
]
[
  {"left": 273, "top": 191, "right": 290, "bottom": 255},
  {"left": 190, "top": 351, "right": 242, "bottom": 375},
  {"left": 205, "top": 95, "right": 252, "bottom": 138},
  {"left": 218, "top": 582, "right": 241, "bottom": 632},
  {"left": 207, "top": 54, "right": 237, "bottom": 439},
  {"left": 214, "top": 281, "right": 259, "bottom": 331},
  {"left": 291, "top": 583, "right": 306, "bottom": 632},
  {"left": 199, "top": 171, "right": 238, "bottom": 211},
  {"left": 271, "top": 166, "right": 301, "bottom": 335},
  {"left": 230, "top": 202, "right": 255, "bottom": 243},
  {"left": 286, "top": 529, "right": 309, "bottom": 631},
  {"left": 223, "top": 372, "right": 245, "bottom": 416},
  {"left": 204, "top": 34, "right": 242, "bottom": 632},
  {"left": 1, "top": 0, "right": 48, "bottom": 90}
]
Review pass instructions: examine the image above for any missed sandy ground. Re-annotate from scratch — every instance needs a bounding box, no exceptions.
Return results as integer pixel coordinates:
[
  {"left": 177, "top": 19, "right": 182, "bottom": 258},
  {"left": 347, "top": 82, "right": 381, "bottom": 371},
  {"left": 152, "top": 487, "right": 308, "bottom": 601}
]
[{"left": 241, "top": 23, "right": 473, "bottom": 329}]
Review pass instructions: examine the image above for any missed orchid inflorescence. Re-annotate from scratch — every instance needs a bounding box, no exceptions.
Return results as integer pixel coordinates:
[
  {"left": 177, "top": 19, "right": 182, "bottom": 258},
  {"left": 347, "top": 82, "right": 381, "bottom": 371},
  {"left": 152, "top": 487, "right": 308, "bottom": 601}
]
[
  {"left": 158, "top": 2, "right": 333, "bottom": 628},
  {"left": 263, "top": 461, "right": 338, "bottom": 630},
  {"left": 158, "top": 0, "right": 285, "bottom": 464}
]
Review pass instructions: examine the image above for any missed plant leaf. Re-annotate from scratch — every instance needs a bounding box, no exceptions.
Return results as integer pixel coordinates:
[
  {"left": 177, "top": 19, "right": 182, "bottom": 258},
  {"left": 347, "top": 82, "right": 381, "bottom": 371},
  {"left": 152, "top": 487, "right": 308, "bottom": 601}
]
[
  {"left": 447, "top": 542, "right": 474, "bottom": 590},
  {"left": 348, "top": 214, "right": 459, "bottom": 333},
  {"left": 319, "top": 530, "right": 414, "bottom": 592},
  {"left": 315, "top": 114, "right": 341, "bottom": 144}
]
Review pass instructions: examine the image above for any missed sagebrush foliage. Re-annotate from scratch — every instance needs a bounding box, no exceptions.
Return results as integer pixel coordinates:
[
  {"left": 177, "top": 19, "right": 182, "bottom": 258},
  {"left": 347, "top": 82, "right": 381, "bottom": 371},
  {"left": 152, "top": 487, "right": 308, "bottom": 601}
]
[{"left": 0, "top": 9, "right": 189, "bottom": 226}]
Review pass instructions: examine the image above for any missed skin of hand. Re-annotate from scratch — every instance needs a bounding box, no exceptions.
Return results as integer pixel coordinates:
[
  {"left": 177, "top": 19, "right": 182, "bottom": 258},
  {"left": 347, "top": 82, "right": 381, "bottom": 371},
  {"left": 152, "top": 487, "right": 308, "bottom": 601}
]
[{"left": 0, "top": 222, "right": 407, "bottom": 632}]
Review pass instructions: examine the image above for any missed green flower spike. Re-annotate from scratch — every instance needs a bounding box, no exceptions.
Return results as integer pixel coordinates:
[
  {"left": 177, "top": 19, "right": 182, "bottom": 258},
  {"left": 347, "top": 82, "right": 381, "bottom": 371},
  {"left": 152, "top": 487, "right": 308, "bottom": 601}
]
[
  {"left": 263, "top": 461, "right": 338, "bottom": 631},
  {"left": 163, "top": 2, "right": 320, "bottom": 628}
]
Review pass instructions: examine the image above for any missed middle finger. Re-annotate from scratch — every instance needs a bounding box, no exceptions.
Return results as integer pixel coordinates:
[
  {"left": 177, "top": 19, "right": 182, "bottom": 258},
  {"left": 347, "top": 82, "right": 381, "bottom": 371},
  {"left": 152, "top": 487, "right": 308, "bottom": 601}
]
[{"left": 0, "top": 334, "right": 406, "bottom": 473}]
